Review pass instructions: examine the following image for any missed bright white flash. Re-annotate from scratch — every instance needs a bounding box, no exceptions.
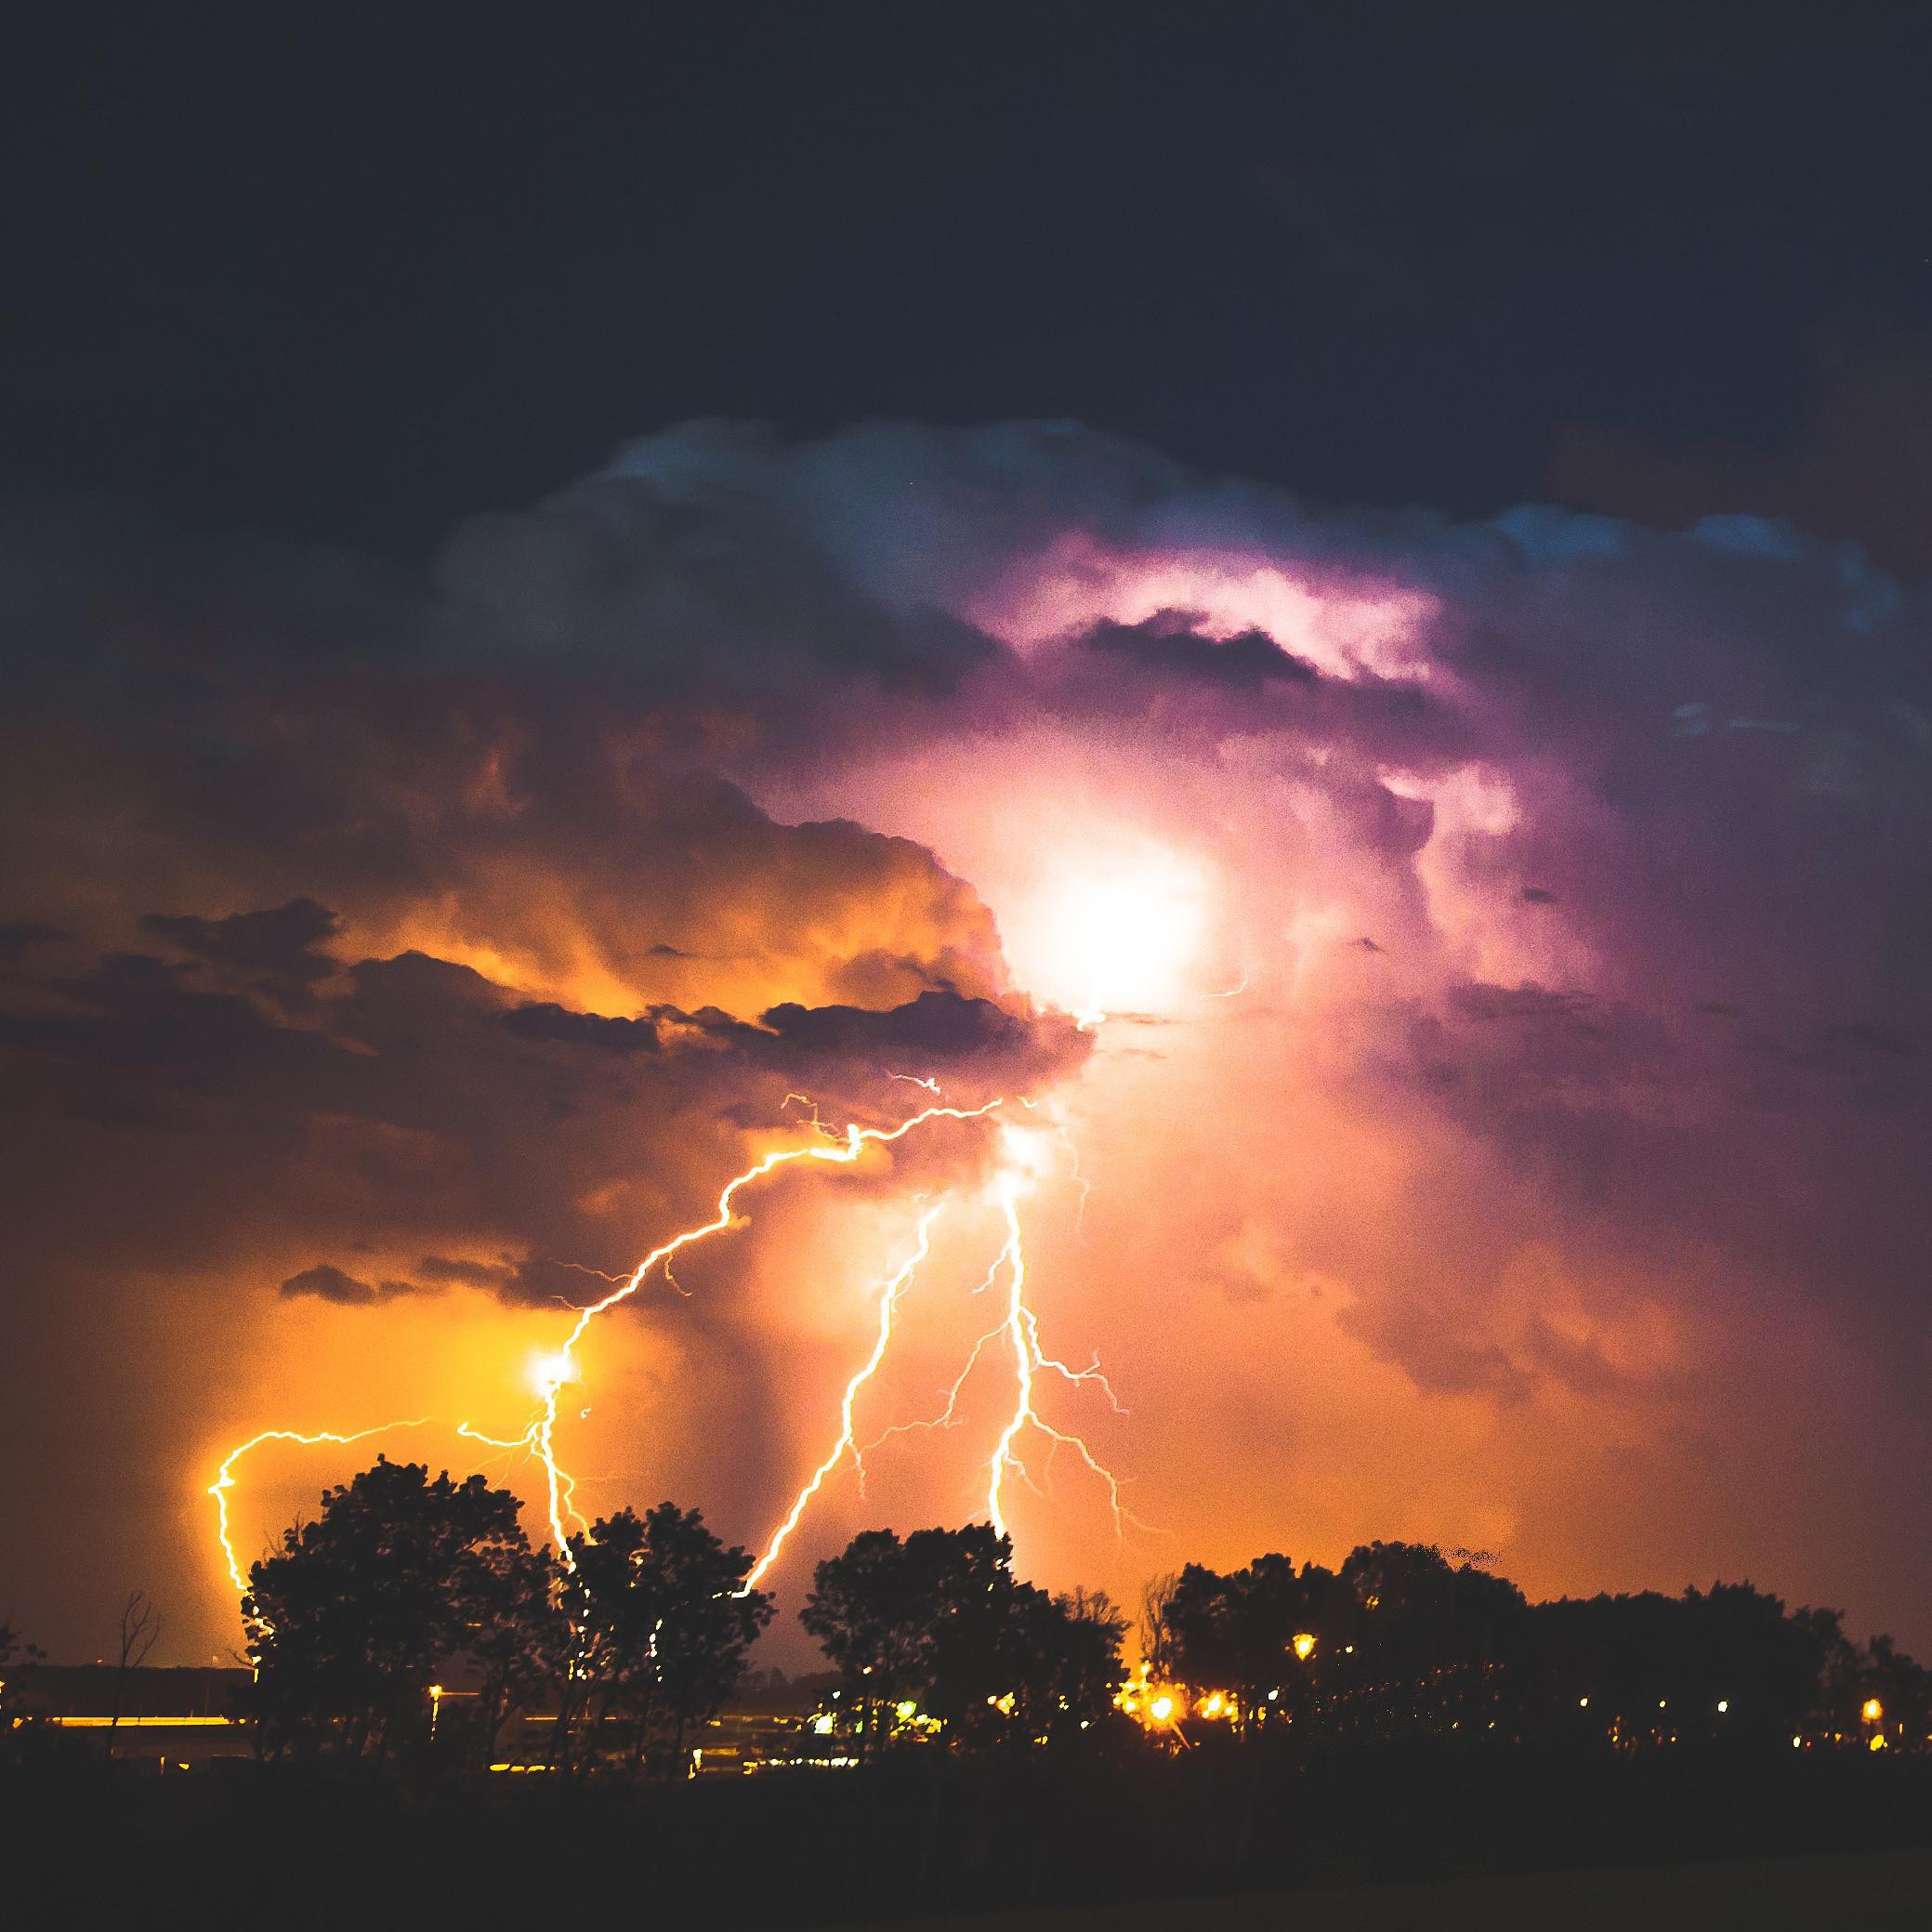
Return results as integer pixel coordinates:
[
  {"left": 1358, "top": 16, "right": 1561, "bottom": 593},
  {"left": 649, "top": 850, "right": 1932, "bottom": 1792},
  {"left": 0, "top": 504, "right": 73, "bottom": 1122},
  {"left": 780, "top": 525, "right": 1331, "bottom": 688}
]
[
  {"left": 1005, "top": 839, "right": 1213, "bottom": 1022},
  {"left": 526, "top": 1348, "right": 578, "bottom": 1398}
]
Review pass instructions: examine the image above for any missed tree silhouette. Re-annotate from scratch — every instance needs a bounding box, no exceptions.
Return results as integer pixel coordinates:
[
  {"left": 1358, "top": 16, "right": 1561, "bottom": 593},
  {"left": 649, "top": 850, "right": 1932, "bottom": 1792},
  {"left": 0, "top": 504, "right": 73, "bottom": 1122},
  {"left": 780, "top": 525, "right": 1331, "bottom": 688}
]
[
  {"left": 561, "top": 1503, "right": 772, "bottom": 1778},
  {"left": 803, "top": 1526, "right": 1126, "bottom": 1754},
  {"left": 1012, "top": 1585, "right": 1128, "bottom": 1746},
  {"left": 1166, "top": 1553, "right": 1336, "bottom": 1739},
  {"left": 0, "top": 1622, "right": 46, "bottom": 1764},
  {"left": 1839, "top": 1630, "right": 1929, "bottom": 1747},
  {"left": 1337, "top": 1540, "right": 1528, "bottom": 1737},
  {"left": 243, "top": 1456, "right": 559, "bottom": 1765},
  {"left": 107, "top": 1590, "right": 162, "bottom": 1751},
  {"left": 801, "top": 1527, "right": 953, "bottom": 1757}
]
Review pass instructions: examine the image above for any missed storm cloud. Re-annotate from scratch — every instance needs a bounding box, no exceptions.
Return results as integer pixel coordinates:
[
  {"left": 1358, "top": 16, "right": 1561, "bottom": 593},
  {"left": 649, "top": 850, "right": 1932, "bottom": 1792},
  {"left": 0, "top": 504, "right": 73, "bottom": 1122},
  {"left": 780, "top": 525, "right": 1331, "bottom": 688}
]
[{"left": 3, "top": 420, "right": 1927, "bottom": 1664}]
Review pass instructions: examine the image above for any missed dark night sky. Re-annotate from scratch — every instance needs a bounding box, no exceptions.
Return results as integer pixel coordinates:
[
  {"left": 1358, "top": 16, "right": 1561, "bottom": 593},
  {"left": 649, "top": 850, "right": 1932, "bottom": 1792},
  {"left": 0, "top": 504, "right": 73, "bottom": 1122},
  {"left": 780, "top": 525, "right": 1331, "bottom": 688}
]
[{"left": 7, "top": 2, "right": 1932, "bottom": 557}]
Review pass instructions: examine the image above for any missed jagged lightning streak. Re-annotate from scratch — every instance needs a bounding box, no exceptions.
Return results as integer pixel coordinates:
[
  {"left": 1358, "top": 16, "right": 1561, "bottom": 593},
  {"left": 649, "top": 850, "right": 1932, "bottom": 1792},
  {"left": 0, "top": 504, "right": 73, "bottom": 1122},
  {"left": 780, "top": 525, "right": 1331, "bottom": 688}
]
[
  {"left": 518, "top": 1097, "right": 1003, "bottom": 1564},
  {"left": 208, "top": 1420, "right": 428, "bottom": 1596},
  {"left": 841, "top": 1124, "right": 1139, "bottom": 1545},
  {"left": 743, "top": 1202, "right": 945, "bottom": 1589},
  {"left": 860, "top": 1312, "right": 1008, "bottom": 1460},
  {"left": 210, "top": 1094, "right": 1136, "bottom": 1622},
  {"left": 983, "top": 1132, "right": 1142, "bottom": 1543}
]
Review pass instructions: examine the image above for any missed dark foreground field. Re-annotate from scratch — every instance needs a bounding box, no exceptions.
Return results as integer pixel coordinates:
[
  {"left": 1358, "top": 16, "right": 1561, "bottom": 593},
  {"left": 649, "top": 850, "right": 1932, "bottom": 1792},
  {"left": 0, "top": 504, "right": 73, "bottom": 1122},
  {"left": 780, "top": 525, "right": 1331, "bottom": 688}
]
[
  {"left": 880, "top": 1847, "right": 1932, "bottom": 1932},
  {"left": 5, "top": 1746, "right": 1929, "bottom": 1929}
]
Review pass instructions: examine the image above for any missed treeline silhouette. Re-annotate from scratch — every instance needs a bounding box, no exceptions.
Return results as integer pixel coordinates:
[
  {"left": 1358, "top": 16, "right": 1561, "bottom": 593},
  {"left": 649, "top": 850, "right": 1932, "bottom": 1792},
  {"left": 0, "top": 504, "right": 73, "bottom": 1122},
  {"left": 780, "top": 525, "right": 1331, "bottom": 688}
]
[
  {"left": 197, "top": 1458, "right": 1932, "bottom": 1773},
  {"left": 1144, "top": 1544, "right": 1928, "bottom": 1756},
  {"left": 7, "top": 1455, "right": 1925, "bottom": 1781},
  {"left": 7, "top": 1460, "right": 1931, "bottom": 1926},
  {"left": 238, "top": 1459, "right": 770, "bottom": 1774}
]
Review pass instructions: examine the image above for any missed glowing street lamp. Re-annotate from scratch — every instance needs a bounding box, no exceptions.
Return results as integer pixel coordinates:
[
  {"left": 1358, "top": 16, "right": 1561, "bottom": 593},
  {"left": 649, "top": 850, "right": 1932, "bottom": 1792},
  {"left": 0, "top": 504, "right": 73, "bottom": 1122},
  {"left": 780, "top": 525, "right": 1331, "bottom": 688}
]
[
  {"left": 1861, "top": 1697, "right": 1884, "bottom": 1725},
  {"left": 1291, "top": 1633, "right": 1317, "bottom": 1662}
]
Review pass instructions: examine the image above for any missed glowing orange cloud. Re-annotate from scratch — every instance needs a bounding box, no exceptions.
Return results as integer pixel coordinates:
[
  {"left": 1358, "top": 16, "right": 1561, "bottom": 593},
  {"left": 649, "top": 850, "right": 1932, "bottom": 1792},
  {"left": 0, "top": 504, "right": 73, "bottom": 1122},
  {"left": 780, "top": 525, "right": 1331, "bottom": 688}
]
[
  {"left": 210, "top": 1092, "right": 1136, "bottom": 1622},
  {"left": 746, "top": 1202, "right": 946, "bottom": 1588}
]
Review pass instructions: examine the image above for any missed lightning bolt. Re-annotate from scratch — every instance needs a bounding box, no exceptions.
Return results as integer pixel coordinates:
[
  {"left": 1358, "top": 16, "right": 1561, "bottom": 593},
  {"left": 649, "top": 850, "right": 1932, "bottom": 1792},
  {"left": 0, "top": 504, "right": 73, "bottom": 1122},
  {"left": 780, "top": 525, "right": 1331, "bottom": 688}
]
[
  {"left": 860, "top": 1128, "right": 1140, "bottom": 1545},
  {"left": 1045, "top": 1119, "right": 1093, "bottom": 1237},
  {"left": 743, "top": 1201, "right": 945, "bottom": 1590},
  {"left": 860, "top": 1314, "right": 1007, "bottom": 1464},
  {"left": 984, "top": 1163, "right": 1143, "bottom": 1543},
  {"left": 208, "top": 1420, "right": 428, "bottom": 1596},
  {"left": 209, "top": 1090, "right": 1137, "bottom": 1627},
  {"left": 505, "top": 1097, "right": 1004, "bottom": 1564}
]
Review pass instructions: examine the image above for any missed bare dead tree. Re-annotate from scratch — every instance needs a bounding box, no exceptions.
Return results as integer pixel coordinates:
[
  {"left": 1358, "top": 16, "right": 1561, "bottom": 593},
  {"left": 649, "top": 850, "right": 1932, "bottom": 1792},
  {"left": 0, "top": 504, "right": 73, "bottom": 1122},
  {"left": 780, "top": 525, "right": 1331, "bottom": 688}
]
[{"left": 108, "top": 1591, "right": 162, "bottom": 1747}]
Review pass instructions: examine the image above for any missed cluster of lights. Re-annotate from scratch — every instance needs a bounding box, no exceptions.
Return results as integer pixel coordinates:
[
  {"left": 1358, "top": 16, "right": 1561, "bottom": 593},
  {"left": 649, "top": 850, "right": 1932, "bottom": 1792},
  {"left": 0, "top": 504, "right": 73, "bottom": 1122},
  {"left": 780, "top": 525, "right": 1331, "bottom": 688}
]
[{"left": 1114, "top": 1636, "right": 1321, "bottom": 1738}]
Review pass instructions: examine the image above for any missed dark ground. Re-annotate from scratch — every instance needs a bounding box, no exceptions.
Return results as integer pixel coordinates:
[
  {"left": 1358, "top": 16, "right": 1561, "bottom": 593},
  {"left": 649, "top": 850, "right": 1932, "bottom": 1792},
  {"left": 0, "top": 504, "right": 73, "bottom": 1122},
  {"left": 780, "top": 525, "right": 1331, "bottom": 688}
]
[
  {"left": 878, "top": 1848, "right": 1932, "bottom": 1932},
  {"left": 5, "top": 1743, "right": 1930, "bottom": 1929}
]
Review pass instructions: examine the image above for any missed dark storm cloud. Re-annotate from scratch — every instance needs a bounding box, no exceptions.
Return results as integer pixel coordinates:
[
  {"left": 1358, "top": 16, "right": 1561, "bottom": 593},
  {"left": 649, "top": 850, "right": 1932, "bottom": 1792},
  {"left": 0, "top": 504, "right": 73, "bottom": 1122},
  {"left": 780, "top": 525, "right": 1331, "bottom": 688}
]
[
  {"left": 501, "top": 1003, "right": 665, "bottom": 1055},
  {"left": 278, "top": 1263, "right": 428, "bottom": 1307},
  {"left": 0, "top": 921, "right": 72, "bottom": 962},
  {"left": 504, "top": 986, "right": 1079, "bottom": 1084},
  {"left": 756, "top": 990, "right": 1077, "bottom": 1071},
  {"left": 435, "top": 461, "right": 999, "bottom": 712},
  {"left": 1071, "top": 613, "right": 1319, "bottom": 689},
  {"left": 415, "top": 1255, "right": 521, "bottom": 1292},
  {"left": 142, "top": 898, "right": 341, "bottom": 981},
  {"left": 0, "top": 895, "right": 1076, "bottom": 1316}
]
